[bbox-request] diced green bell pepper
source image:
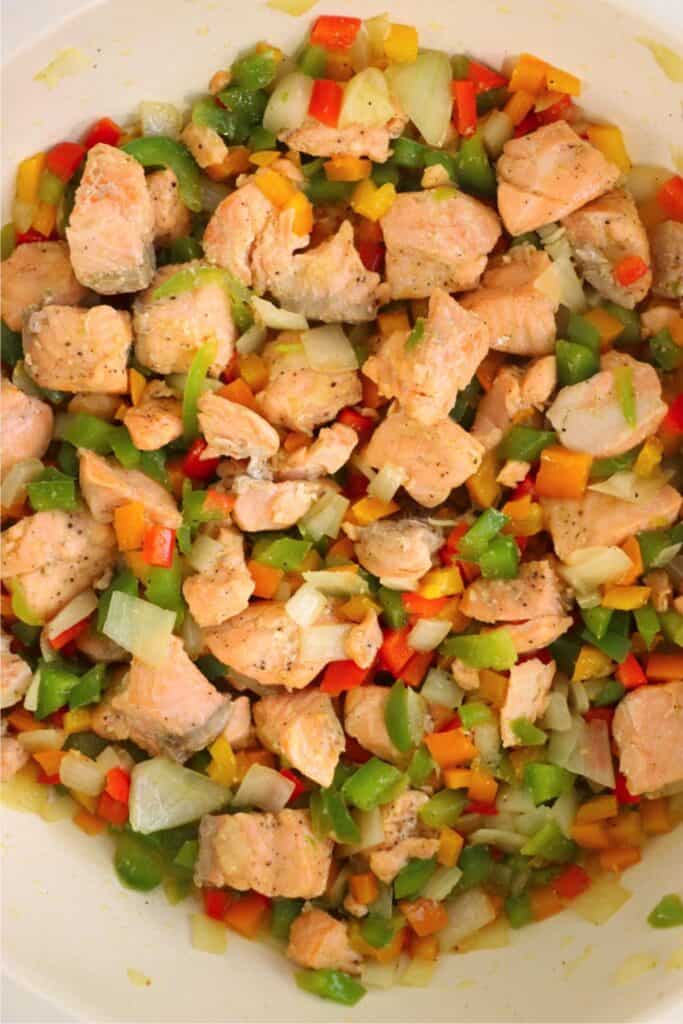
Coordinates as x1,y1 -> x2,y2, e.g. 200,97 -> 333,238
592,679 -> 625,707
342,758 -> 404,811
36,663 -> 81,719
157,235 -> 204,266
511,717 -> 547,746
64,731 -> 109,758
377,586 -> 408,629
650,328 -> 682,371
2,320 -> 23,366
449,376 -> 482,430
393,136 -> 427,168
500,426 -> 557,462
56,442 -> 79,477
633,604 -> 660,649
304,174 -> 355,204
520,820 -> 577,862
57,412 -> 115,454
217,86 -> 269,132
441,629 -> 517,671
182,339 -> 217,441
252,536 -> 313,571
459,701 -> 493,729
145,554 -> 185,621
476,86 -> 508,114
566,312 -> 601,353
310,788 -> 360,844
68,663 -> 107,709
108,426 -> 141,469
249,126 -> 278,151
140,450 -> 170,489
271,898 -> 304,940
232,49 -> 279,90
590,449 -> 639,480
27,468 -> 78,512
9,580 -> 43,626
173,839 -> 199,871
407,744 -> 436,786
114,832 -> 164,892
301,157 -> 325,180
454,134 -> 496,198
299,44 -> 328,78
97,568 -> 139,631
505,891 -> 532,928
581,606 -> 613,641
479,535 -> 519,580
451,54 -> 470,79
638,523 -> 683,570
385,680 -> 425,753
458,508 -> 508,560
371,160 -> 400,187
394,857 -> 437,899
424,148 -> 458,180
122,136 -> 202,212
580,627 -> 630,663
196,653 -> 228,682
360,914 -> 396,948
613,365 -> 637,427
660,610 -> 683,646
523,763 -> 572,805
601,301 -> 640,345
458,845 -> 494,889
295,969 -> 366,1006
153,262 -> 253,333
647,894 -> 683,929
404,317 -> 425,352
11,621 -> 41,649
418,789 -> 467,829
556,339 -> 600,386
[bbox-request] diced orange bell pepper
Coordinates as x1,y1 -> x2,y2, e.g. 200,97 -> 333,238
582,307 -> 625,349
640,798 -> 671,835
205,146 -> 251,181
504,89 -> 535,127
553,864 -> 591,901
468,770 -> 498,804
349,872 -> 379,905
73,808 -> 107,836
438,827 -> 464,867
570,822 -> 610,849
530,884 -> 564,921
617,536 -> 644,586
282,430 -> 310,454
400,650 -> 433,688
7,708 -> 41,732
33,750 -> 66,776
219,377 -> 258,411
586,124 -> 630,173
575,795 -> 618,824
284,190 -> 313,235
402,592 -> 449,617
606,810 -> 643,848
409,934 -> 439,961
249,150 -> 280,167
535,446 -> 592,499
424,729 -> 477,768
350,496 -> 399,525
509,54 -> 548,95
478,669 -> 509,709
326,536 -> 356,565
615,651 -> 648,690
128,368 -> 147,405
113,501 -> 146,552
399,898 -> 449,937
378,309 -> 411,336
614,254 -> 649,288
253,167 -> 297,207
466,449 -> 501,509
223,892 -> 271,938
599,846 -> 641,873
204,489 -> 236,517
443,769 -> 472,790
545,65 -> 581,96
247,560 -> 284,599
324,156 -> 372,182
646,653 -> 683,680
238,353 -> 269,392
475,350 -> 505,391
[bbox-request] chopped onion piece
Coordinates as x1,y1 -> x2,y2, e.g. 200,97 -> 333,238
23,670 -> 41,712
625,164 -> 672,203
356,806 -> 385,850
339,67 -> 395,128
572,874 -> 631,925
139,101 -> 182,138
368,463 -> 406,502
39,630 -> 58,664
102,592 -> 176,666
302,570 -> 368,597
236,322 -> 267,355
18,728 -> 65,753
533,262 -> 563,306
299,492 -> 350,542
45,589 -> 98,642
651,542 -> 683,569
439,888 -> 497,951
187,534 -> 224,574
1,458 -> 43,510
541,689 -> 572,731
96,745 -> 134,774
285,582 -> 327,627
550,785 -> 578,838
421,865 -> 463,902
407,617 -> 451,652
190,913 -> 227,955
299,624 -> 351,663
263,71 -> 313,136
421,668 -> 464,709
385,51 -> 453,147
482,109 -> 514,158
181,610 -> 204,660
59,751 -> 105,797
232,763 -> 294,812
470,827 -> 526,851
400,957 -> 436,988
473,720 -> 501,767
252,296 -> 308,331
514,808 -> 552,836
589,470 -> 671,504
552,254 -> 586,312
301,325 -> 358,372
129,757 -> 230,834
362,960 -> 398,990
558,546 -> 632,601
458,915 -> 510,952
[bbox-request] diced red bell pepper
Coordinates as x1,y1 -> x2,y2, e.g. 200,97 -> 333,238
356,240 -> 385,273
614,769 -> 640,806
141,525 -> 176,568
615,652 -> 648,690
223,892 -> 271,938
36,770 -> 60,785
662,394 -> 683,435
553,864 -> 591,901
203,887 -> 233,920
181,437 -> 221,480
657,174 -> 683,221
614,254 -> 649,287
46,142 -> 87,182
344,469 -> 369,500
320,659 -> 370,696
105,766 -> 131,804
536,94 -> 574,126
220,352 -> 239,384
49,709 -> 66,729
344,735 -> 373,763
310,15 -> 362,51
466,60 -> 508,93
308,79 -> 344,128
514,111 -> 540,137
402,592 -> 450,618
514,535 -> 528,555
440,522 -> 468,564
204,489 -> 236,517
15,228 -> 48,246
280,769 -> 308,802
379,627 -> 414,677
436,713 -> 462,733
511,473 -> 536,500
49,614 -> 92,651
583,706 -> 614,726
83,117 -> 122,150
401,651 -> 434,688
452,80 -> 477,136
96,791 -> 129,826
337,407 -> 375,435
464,800 -> 498,816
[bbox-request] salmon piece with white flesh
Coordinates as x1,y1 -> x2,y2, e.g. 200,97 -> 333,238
133,263 -> 236,378
547,351 -> 667,458
23,305 -> 132,394
344,685 -> 403,763
287,908 -> 361,975
380,189 -> 502,299
230,477 -> 329,532
0,724 -> 29,782
562,189 -> 652,308
122,381 -> 183,452
280,111 -> 407,163
78,450 -> 182,529
146,169 -> 192,246
0,627 -> 32,709
203,183 -> 280,286
0,379 -> 53,480
363,289 -> 490,425
195,809 -> 333,898
354,519 -> 442,590
180,122 -> 228,169
364,409 -> 484,507
222,695 -> 253,750
253,689 -> 345,787
0,241 -> 88,332
1,510 -> 115,622
345,609 -> 382,669
502,615 -> 573,655
256,341 -> 362,435
197,392 -> 280,460
541,485 -> 682,562
613,681 -> 683,796
500,658 -> 556,748
91,636 -> 229,761
471,356 -> 557,453
368,790 -> 439,884
273,423 -> 358,481
461,560 -> 566,623
496,121 -> 621,235
460,245 -> 559,356
641,305 -> 681,338
522,355 -> 557,408
66,143 -> 155,294
68,393 -> 120,420
182,526 -> 254,628
650,220 -> 683,300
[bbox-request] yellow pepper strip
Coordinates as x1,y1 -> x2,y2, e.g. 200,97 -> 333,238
633,437 -> 663,478
616,535 -> 644,586
572,645 -> 614,682
504,89 -> 535,127
125,550 -> 152,583
114,501 -> 146,552
324,156 -> 372,182
466,449 -> 500,509
436,597 -> 470,632
378,308 -> 410,336
283,190 -> 313,235
575,794 -> 618,824
640,798 -> 671,835
582,307 -> 625,349
63,708 -> 93,736
545,64 -> 581,96
350,496 -> 400,525
31,201 -> 56,238
114,402 -> 129,422
468,770 -> 498,804
570,822 -> 610,850
419,566 -> 463,599
16,152 -> 46,204
443,769 -> 472,790
249,150 -> 281,167
338,594 -> 381,623
438,827 -> 464,868
128,368 -> 147,406
383,23 -> 419,63
351,179 -> 396,221
206,145 -> 251,181
238,353 -> 269,392
253,167 -> 297,207
602,585 -> 651,611
207,735 -> 237,787
586,124 -> 631,173
606,810 -> 643,848
501,494 -> 544,536
478,669 -> 509,709
509,54 -> 548,95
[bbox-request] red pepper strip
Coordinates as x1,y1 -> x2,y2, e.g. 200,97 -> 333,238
50,614 -> 92,651
320,659 -> 370,696
308,79 -> 344,128
614,254 -> 649,287
614,770 -> 640,806
402,592 -> 450,618
280,769 -> 308,802
97,791 -> 129,826
511,473 -> 536,500
657,174 -> 683,221
514,111 -> 540,137
356,240 -> 385,273
378,627 -> 414,677
536,94 -> 573,125
181,438 -> 220,481
514,535 -> 528,555
401,651 -> 434,688
310,15 -> 362,50
105,766 -> 131,804
344,469 -> 369,501
46,142 -> 87,182
553,864 -> 591,901
440,522 -> 468,564
83,117 -> 122,149
583,706 -> 614,726
141,525 -> 176,568
466,59 -> 508,93
465,800 -> 498,816
337,407 -> 375,434
662,394 -> 683,435
221,352 -> 239,384
615,652 -> 648,690
452,80 -> 477,136
49,710 -> 66,729
36,770 -> 60,785
15,228 -> 48,246
203,888 -> 233,920
435,713 -> 462,733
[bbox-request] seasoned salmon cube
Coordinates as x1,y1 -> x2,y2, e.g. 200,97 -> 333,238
0,379 -> 53,480
197,391 -> 280,460
650,220 -> 683,300
613,681 -> 683,796
180,122 -> 228,170
23,305 -> 132,394
281,111 -> 407,163
274,423 -> 358,481
368,790 -> 439,884
345,609 -> 382,670
254,689 -> 344,787
344,685 -> 403,764
91,635 -> 229,761
501,615 -> 573,655
222,695 -> 253,751
122,381 -> 183,452
471,366 -> 525,451
182,526 -> 254,628
287,908 -> 361,975
66,143 -> 155,294
203,182 -> 278,286
231,477 -> 329,533
1,726 -> 29,782
147,168 -> 192,247
460,560 -> 566,623
0,241 -> 88,332
500,657 -> 556,747
195,809 -> 333,898
1,627 -> 32,709
78,449 -> 181,529
354,519 -> 441,591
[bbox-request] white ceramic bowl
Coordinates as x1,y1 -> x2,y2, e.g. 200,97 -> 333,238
2,1 -> 682,1020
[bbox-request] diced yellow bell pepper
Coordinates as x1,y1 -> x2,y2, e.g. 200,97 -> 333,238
419,566 -> 464,599
249,150 -> 281,167
350,496 -> 399,525
509,54 -> 547,95
378,308 -> 410,336
383,23 -> 419,63
283,190 -> 313,235
572,645 -> 613,682
466,449 -> 500,509
640,797 -> 671,835
324,156 -> 372,182
114,403 -> 129,422
633,436 -> 663,478
436,596 -> 470,632
351,179 -> 396,221
606,810 -> 643,848
63,708 -> 93,735
207,735 -> 237,787
570,822 -> 610,850
238,353 -> 269,392
256,41 -> 284,62
504,89 -> 535,127
125,550 -> 152,583
114,501 -> 146,552
478,669 -> 509,709
586,124 -> 631,173
16,152 -> 46,204
443,768 -> 472,790
545,64 -> 581,96
338,594 -> 381,623
31,201 -> 56,238
253,167 -> 297,207
128,368 -> 147,406
575,794 -> 618,824
501,494 -> 544,536
468,770 -> 498,804
206,145 -> 251,181
438,827 -> 464,867
582,307 -> 625,348
668,315 -> 683,348
601,585 -> 651,611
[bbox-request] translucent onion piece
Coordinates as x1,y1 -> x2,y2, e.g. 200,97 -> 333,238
262,71 -> 313,136
1,458 -> 44,510
232,763 -> 294,812
252,296 -> 308,330
129,757 -> 230,834
407,617 -> 451,652
285,582 -> 327,627
139,101 -> 182,138
301,325 -> 358,372
302,570 -> 368,597
368,463 -> 406,502
299,624 -> 351,663
45,589 -> 98,642
59,751 -> 105,797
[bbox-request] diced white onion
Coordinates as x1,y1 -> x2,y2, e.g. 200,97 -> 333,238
482,110 -> 513,158
252,296 -> 308,331
1,458 -> 44,510
651,542 -> 683,569
356,806 -> 385,850
421,865 -> 463,902
541,689 -> 572,731
368,463 -> 406,502
439,888 -> 497,951
514,808 -> 552,836
236,322 -> 267,356
187,534 -> 224,574
552,254 -> 586,312
624,164 -> 671,203
558,546 -> 632,601
421,667 -> 464,709
181,610 -> 205,660
232,763 -> 294,812
385,51 -> 453,147
302,570 -> 368,597
190,913 -> 228,955
533,262 -> 563,305
129,757 -> 230,834
365,13 -> 391,60
548,714 -> 615,788
571,680 -> 590,714
200,178 -> 230,213
18,729 -> 65,753
299,492 -> 350,541
263,71 -> 313,135
362,960 -> 398,990
399,957 -> 436,988
45,589 -> 98,642
96,745 -> 132,774
571,874 -> 631,925
301,325 -> 358,373
39,631 -> 58,664
339,67 -> 395,128
550,785 -> 578,838
299,624 -> 351,664
473,720 -> 502,767
285,582 -> 327,627
470,827 -> 526,851
23,670 -> 41,712
59,751 -> 105,797
407,617 -> 451,652
139,101 -> 182,138
589,470 -> 671,504
102,592 -> 176,666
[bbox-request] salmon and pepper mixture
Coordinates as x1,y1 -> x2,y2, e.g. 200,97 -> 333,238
2,12 -> 683,1005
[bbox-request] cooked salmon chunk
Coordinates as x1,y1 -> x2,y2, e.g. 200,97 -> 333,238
273,423 -> 358,481
496,121 -> 621,236
197,392 -> 280,460
344,685 -> 403,763
254,689 -> 345,786
122,381 -> 183,451
180,122 -> 228,169
613,681 -> 683,795
1,727 -> 29,782
345,609 -> 382,669
368,790 -> 439,884
91,636 -> 229,761
287,908 -> 361,975
363,289 -> 490,425
354,520 -> 441,590
203,183 -> 281,286
231,477 -> 328,532
0,241 -> 88,331
547,352 -> 667,457
78,450 -> 182,529
500,658 -> 556,747
502,615 -> 573,655
23,305 -> 132,394
380,190 -> 501,299
1,628 -> 32,709
562,189 -> 652,308
147,169 -> 192,246
364,410 -> 484,507
471,366 -> 525,451
280,112 -> 407,163
66,143 -> 155,293
1,510 -> 115,622
460,560 -> 566,622
460,245 -> 559,356
195,809 -> 333,898
183,526 -> 254,628
222,695 -> 253,750
650,220 -> 683,300
133,262 -> 236,377
541,486 -> 682,561
0,379 -> 53,479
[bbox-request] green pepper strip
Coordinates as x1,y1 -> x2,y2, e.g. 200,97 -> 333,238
479,535 -> 519,580
523,762 -> 572,805
500,426 -> 557,462
511,716 -> 547,746
385,680 -> 424,754
36,663 -> 81,719
505,891 -> 533,928
602,301 -> 640,345
68,664 -> 107,710
252,536 -> 313,571
152,264 -> 253,333
633,603 -> 660,649
613,365 -> 637,428
458,508 -> 508,560
27,468 -> 77,512
295,969 -> 366,1006
394,857 -> 437,899
459,701 -> 493,729
441,629 -> 517,670
342,758 -> 404,811
555,339 -> 600,386
520,820 -> 577,862
182,339 -> 217,441
650,328 -> 683,371
407,744 -> 436,786
271,898 -> 304,940
458,844 -> 494,888
377,586 -> 407,629
648,894 -> 683,929
122,136 -> 202,212
418,789 -> 467,829
454,134 -> 496,198
404,317 -> 425,352
581,606 -> 613,641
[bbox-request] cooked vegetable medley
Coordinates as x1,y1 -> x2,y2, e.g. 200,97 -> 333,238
2,12 -> 683,1004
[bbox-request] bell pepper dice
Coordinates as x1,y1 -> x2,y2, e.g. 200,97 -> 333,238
45,142 -> 86,182
467,60 -> 508,92
141,525 -> 176,568
308,79 -> 343,128
378,628 -> 414,677
310,15 -> 362,51
83,117 -> 122,149
320,660 -> 370,696
452,80 -> 477,136
181,438 -> 220,481
614,254 -> 649,287
657,175 -> 683,221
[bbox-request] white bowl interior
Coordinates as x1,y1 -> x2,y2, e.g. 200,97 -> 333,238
2,0 -> 683,1020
